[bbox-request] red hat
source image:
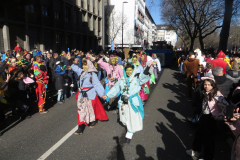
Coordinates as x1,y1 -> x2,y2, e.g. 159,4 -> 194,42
217,50 -> 226,58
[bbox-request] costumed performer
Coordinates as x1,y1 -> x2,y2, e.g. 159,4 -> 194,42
152,54 -> 161,80
102,62 -> 153,143
71,58 -> 108,135
97,54 -> 123,111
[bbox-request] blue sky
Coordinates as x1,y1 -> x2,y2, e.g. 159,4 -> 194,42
145,0 -> 163,25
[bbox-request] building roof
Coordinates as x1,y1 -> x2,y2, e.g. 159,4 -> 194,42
156,25 -> 177,31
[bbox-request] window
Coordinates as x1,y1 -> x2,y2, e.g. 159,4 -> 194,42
74,10 -> 78,24
55,12 -> 60,19
26,4 -> 35,12
161,27 -> 166,29
56,34 -> 60,43
42,6 -> 48,16
65,7 -> 70,22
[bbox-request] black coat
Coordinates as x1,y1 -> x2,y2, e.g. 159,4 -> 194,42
215,74 -> 234,102
55,74 -> 64,90
18,63 -> 32,77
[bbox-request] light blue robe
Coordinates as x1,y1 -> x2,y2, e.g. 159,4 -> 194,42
106,68 -> 151,133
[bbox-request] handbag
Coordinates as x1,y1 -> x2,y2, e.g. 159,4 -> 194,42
143,85 -> 150,94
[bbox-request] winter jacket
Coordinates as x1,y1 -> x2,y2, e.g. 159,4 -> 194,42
211,58 -> 230,74
226,70 -> 240,83
214,74 -> 234,101
183,58 -> 200,78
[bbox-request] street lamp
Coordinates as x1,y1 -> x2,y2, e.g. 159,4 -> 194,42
122,1 -> 128,52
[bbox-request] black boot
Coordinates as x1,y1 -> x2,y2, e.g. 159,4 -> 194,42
89,120 -> 98,128
125,138 -> 131,144
74,124 -> 85,135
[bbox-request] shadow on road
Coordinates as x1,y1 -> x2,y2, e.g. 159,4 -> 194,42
0,91 -> 59,136
158,67 -> 231,160
107,135 -> 126,160
136,144 -> 154,160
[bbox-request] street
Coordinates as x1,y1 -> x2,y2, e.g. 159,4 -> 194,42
0,67 -> 232,160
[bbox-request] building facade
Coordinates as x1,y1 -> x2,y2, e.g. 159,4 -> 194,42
156,25 -> 177,47
105,0 -> 156,50
0,0 -> 104,53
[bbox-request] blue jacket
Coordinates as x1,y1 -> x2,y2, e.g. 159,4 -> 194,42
1,53 -> 6,62
71,64 -> 104,100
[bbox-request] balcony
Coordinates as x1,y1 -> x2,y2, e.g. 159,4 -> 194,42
137,14 -> 144,24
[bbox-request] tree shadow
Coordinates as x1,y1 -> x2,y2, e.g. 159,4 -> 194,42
155,122 -> 193,160
135,144 -> 154,160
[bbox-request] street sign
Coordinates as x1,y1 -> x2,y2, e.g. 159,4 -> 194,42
111,41 -> 115,51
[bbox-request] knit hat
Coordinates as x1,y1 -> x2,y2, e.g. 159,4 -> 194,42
18,58 -> 29,66
217,50 -> 226,58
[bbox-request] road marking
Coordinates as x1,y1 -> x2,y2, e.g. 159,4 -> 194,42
37,125 -> 78,160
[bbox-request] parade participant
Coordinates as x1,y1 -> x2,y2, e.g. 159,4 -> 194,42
102,62 -> 153,143
33,56 -> 48,114
139,54 -> 152,102
211,50 -> 230,74
131,55 -> 143,74
152,54 -> 161,80
9,58 -> 18,74
35,65 -> 48,114
71,59 -> 108,135
97,54 -> 123,111
143,52 -> 156,85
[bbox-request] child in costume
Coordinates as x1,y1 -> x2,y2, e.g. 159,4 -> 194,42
97,54 -> 123,111
71,59 -> 108,135
33,56 -> 48,114
102,62 -> 153,143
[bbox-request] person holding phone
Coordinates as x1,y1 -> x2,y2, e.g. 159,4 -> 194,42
97,54 -> 123,112
186,76 -> 229,160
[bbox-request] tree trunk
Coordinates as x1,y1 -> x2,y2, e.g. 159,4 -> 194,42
190,37 -> 195,51
218,0 -> 234,53
199,35 -> 204,52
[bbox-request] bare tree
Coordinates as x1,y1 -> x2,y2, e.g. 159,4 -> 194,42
105,5 -> 128,42
182,0 -> 224,51
218,0 -> 240,53
160,0 -> 198,51
228,20 -> 240,51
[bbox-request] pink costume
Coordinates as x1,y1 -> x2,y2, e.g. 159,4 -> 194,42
97,58 -> 123,86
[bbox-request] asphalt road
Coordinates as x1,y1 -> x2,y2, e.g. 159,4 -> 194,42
0,67 -> 232,160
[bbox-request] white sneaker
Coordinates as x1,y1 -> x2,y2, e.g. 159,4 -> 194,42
186,149 -> 200,157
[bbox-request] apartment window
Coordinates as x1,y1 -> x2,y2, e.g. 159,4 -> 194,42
55,12 -> 60,19
65,7 -> 70,22
42,6 -> 49,16
56,34 -> 60,43
26,4 -> 35,12
74,10 -> 78,24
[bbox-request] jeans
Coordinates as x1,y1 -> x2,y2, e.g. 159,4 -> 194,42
103,70 -> 107,79
98,71 -> 101,80
180,62 -> 183,72
57,90 -> 63,101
